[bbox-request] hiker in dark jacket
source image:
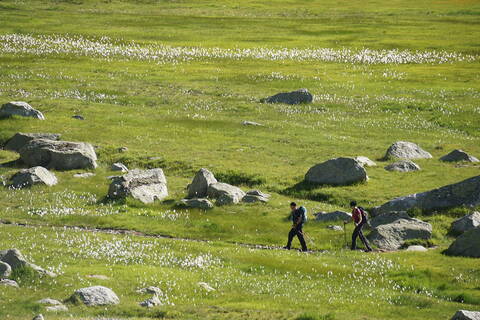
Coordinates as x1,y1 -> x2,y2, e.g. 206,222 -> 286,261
345,201 -> 372,252
284,202 -> 308,252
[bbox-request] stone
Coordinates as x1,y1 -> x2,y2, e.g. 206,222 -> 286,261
354,156 -> 377,167
207,182 -> 246,205
367,218 -> 432,250
451,212 -> 480,235
261,88 -> 313,105
4,133 -> 61,152
0,248 -> 55,277
108,168 -> 168,204
46,305 -> 68,312
406,245 -> 428,252
69,286 -> 120,306
85,274 -> 109,280
118,147 -> 128,153
111,163 -> 128,172
451,310 -> 480,320
187,168 -> 217,198
384,160 -> 421,172
10,167 -> 58,188
242,190 -> 271,203
197,282 -> 215,292
73,173 -> 95,178
242,120 -> 263,126
72,115 -> 85,120
179,198 -> 214,210
0,101 -> 45,120
305,157 -> 368,186
369,211 -> 411,228
0,261 -> 12,278
37,298 -> 63,305
441,150 -> 479,163
137,286 -> 163,295
32,315 -> 44,320
373,175 -> 480,216
315,211 -> 352,222
327,225 -> 343,231
384,141 -> 432,160
0,279 -> 19,288
139,295 -> 162,308
19,139 -> 97,170
445,228 -> 480,258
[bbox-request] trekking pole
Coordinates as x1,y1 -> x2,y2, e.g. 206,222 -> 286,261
343,221 -> 348,248
303,231 -> 315,245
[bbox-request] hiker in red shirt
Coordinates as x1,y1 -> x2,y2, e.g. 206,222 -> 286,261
345,201 -> 372,252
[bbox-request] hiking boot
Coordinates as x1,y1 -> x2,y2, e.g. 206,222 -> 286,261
283,246 -> 290,250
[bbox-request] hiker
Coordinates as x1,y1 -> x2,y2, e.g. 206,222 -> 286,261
284,202 -> 308,252
344,201 -> 372,252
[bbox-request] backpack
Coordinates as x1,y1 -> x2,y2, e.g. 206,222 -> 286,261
358,206 -> 369,222
299,206 -> 308,223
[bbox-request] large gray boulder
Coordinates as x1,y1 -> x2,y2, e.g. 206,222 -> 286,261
367,218 -> 432,250
441,150 -> 479,163
315,211 -> 352,222
305,157 -> 368,186
4,133 -> 61,152
108,168 -> 168,204
0,261 -> 11,278
384,141 -> 432,159
384,160 -> 421,172
445,228 -> 480,258
451,212 -> 480,235
0,249 -> 54,277
10,166 -> 58,188
373,175 -> 480,216
179,198 -> 214,210
0,101 -> 45,120
451,310 -> 480,320
261,89 -> 313,105
369,211 -> 411,229
19,139 -> 97,170
242,190 -> 271,203
207,182 -> 245,205
69,286 -> 119,306
187,168 -> 217,198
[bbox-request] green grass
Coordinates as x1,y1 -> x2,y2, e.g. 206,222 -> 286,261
0,0 -> 479,319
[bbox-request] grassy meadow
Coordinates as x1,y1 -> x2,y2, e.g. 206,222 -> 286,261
0,0 -> 479,319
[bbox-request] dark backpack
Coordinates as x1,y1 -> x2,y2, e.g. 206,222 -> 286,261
299,206 -> 308,223
358,206 -> 369,222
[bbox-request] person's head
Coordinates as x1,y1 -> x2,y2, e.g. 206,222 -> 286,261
290,202 -> 297,210
350,200 -> 357,208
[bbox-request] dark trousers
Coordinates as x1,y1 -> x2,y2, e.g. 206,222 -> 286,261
351,222 -> 372,251
286,226 -> 308,251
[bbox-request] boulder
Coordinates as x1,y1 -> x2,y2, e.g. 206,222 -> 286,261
315,211 -> 352,222
406,245 -> 428,252
4,133 -> 61,152
384,141 -> 432,159
179,198 -> 214,210
384,160 -> 421,172
445,228 -> 480,258
451,212 -> 480,234
441,150 -> 479,163
187,168 -> 217,198
261,88 -> 313,105
0,279 -> 19,288
108,168 -> 168,204
0,261 -> 11,278
139,295 -> 162,308
69,286 -> 119,306
0,248 -> 55,277
369,211 -> 411,229
242,190 -> 271,203
0,101 -> 45,120
242,120 -> 263,126
111,163 -> 128,172
19,139 -> 97,170
354,156 -> 377,167
207,182 -> 245,205
373,175 -> 480,216
10,167 -> 58,188
305,157 -> 367,186
451,310 -> 480,320
367,218 -> 432,250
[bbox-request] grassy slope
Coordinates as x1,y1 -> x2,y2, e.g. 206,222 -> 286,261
0,0 -> 479,319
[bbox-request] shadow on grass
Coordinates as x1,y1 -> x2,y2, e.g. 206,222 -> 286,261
280,180 -> 332,202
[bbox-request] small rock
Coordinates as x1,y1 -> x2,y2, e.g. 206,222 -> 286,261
441,149 -> 479,163
37,298 -> 62,305
451,310 -> 480,320
0,279 -> 19,288
384,141 -> 432,160
72,115 -> 85,120
111,163 -> 128,172
137,286 -> 163,295
179,198 -> 214,210
354,156 -> 377,167
197,282 -> 215,292
327,225 -> 343,231
242,120 -> 263,126
384,160 -> 421,172
73,173 -> 95,178
46,305 -> 68,312
69,286 -> 120,306
315,211 -> 352,222
139,295 -> 162,308
0,261 -> 12,278
261,89 -> 313,105
0,101 -> 45,120
10,167 -> 58,188
118,147 -> 128,153
85,274 -> 109,280
32,315 -> 44,320
242,190 -> 270,203
451,212 -> 480,235
406,245 -> 428,252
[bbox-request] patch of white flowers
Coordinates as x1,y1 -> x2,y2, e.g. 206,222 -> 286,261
0,33 -> 476,65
